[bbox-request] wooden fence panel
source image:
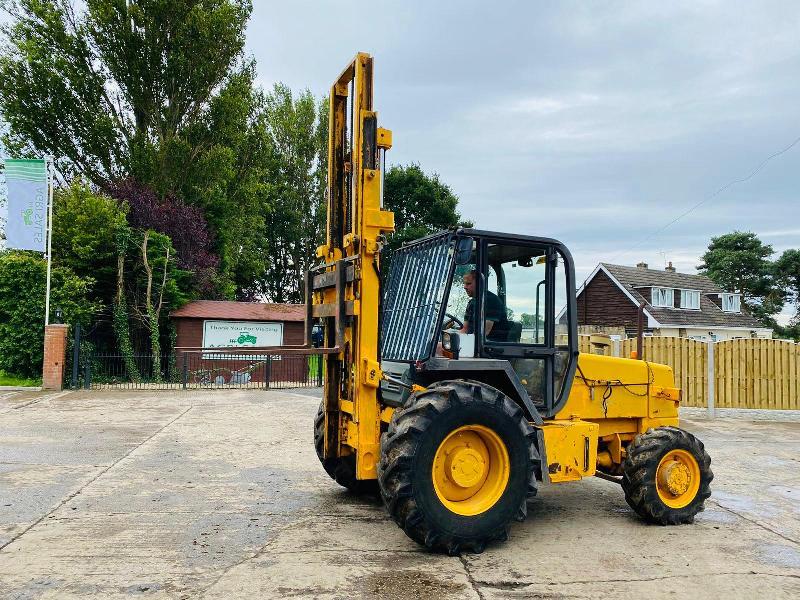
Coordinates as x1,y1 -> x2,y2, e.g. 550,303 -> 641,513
792,342 -> 799,410
713,338 -> 799,410
652,337 -> 707,408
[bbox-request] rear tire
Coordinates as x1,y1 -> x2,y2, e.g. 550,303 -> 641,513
622,426 -> 712,524
378,380 -> 538,554
314,403 -> 378,495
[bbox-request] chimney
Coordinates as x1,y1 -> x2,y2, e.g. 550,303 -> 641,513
665,261 -> 676,273
636,261 -> 648,269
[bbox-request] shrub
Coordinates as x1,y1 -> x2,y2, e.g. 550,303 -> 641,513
0,251 -> 99,377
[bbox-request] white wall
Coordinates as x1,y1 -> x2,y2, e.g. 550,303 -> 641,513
654,327 -> 773,341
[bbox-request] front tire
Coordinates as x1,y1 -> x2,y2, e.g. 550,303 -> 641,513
378,380 -> 538,554
622,426 -> 713,524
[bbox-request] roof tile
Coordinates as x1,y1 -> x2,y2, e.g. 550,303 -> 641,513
170,300 -> 305,322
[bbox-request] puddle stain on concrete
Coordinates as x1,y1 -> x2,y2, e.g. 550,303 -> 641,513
712,490 -> 780,519
756,543 -> 800,569
695,507 -> 739,524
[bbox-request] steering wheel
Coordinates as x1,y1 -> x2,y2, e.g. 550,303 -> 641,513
442,312 -> 464,330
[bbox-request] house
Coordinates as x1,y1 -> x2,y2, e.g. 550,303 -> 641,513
572,261 -> 773,341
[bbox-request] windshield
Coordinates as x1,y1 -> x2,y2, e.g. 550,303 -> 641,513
381,233 -> 455,361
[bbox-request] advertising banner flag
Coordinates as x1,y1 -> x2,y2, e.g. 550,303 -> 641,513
4,159 -> 48,252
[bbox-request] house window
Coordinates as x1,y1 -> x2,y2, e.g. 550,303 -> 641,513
651,287 -> 674,307
680,289 -> 700,310
722,293 -> 741,313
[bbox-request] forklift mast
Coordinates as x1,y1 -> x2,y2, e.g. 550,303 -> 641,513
309,53 -> 395,480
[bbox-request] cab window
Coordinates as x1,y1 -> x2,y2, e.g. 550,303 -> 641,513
483,244 -> 547,345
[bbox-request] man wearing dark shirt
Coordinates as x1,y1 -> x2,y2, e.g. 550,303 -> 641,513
461,270 -> 506,340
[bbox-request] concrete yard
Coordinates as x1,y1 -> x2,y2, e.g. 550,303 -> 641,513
1,388 -> 798,599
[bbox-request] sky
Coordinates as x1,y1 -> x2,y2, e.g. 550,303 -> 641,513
246,0 -> 800,322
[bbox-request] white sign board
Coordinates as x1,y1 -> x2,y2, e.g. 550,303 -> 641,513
202,320 -> 283,350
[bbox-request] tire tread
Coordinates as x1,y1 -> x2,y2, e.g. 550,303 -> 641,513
621,427 -> 713,525
378,380 -> 538,554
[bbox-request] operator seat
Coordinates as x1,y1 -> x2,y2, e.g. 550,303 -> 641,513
486,319 -> 522,343
506,321 -> 522,343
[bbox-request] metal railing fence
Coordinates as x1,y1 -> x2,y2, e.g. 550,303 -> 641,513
70,348 -> 324,391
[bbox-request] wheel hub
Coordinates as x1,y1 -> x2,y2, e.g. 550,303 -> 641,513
659,461 -> 691,496
446,447 -> 486,488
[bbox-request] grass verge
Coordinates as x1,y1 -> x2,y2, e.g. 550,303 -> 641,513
0,370 -> 42,387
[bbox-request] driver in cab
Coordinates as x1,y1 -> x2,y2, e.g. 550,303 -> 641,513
460,269 -> 506,341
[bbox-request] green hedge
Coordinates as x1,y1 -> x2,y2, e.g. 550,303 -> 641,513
0,251 -> 99,378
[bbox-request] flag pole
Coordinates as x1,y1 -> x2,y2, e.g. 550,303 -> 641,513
44,156 -> 54,326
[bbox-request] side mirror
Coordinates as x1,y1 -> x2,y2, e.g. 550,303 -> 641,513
454,237 -> 473,265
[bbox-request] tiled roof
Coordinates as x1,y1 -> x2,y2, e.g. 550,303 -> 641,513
170,300 -> 305,322
600,263 -> 766,329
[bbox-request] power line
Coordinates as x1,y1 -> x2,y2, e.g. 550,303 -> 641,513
609,133 -> 800,264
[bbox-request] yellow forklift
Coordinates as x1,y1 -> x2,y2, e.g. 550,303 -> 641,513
306,53 -> 712,554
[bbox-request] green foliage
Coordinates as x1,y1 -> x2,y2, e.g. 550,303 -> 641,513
698,231 -> 783,323
112,299 -> 139,381
141,63 -> 271,295
383,163 -> 472,256
0,2 -> 475,350
110,218 -> 140,377
0,0 -> 252,183
0,251 -> 99,377
132,230 -> 189,316
773,323 -> 800,342
0,0 -> 262,295
131,229 -> 188,376
51,181 -> 128,306
243,86 -> 327,302
774,249 -> 800,325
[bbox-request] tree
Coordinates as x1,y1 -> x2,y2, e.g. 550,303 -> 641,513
124,229 -> 188,377
244,86 -> 327,303
0,251 -> 99,377
383,163 -> 472,257
698,231 -> 783,323
0,152 -> 7,245
51,181 -> 128,306
113,223 -> 139,380
775,249 -> 800,324
0,0 -> 252,185
0,0 -> 264,294
136,230 -> 176,379
108,179 -> 219,296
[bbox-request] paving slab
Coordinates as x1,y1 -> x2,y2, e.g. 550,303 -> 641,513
0,388 -> 798,599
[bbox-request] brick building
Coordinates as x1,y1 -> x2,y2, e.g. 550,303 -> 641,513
170,301 -> 307,384
170,300 -> 305,349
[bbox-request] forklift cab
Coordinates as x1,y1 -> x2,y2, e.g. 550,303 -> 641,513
380,229 -> 578,420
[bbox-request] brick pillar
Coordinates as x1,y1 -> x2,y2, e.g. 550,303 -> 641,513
42,324 -> 69,391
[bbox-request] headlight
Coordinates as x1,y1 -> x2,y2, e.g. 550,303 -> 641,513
442,332 -> 452,351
